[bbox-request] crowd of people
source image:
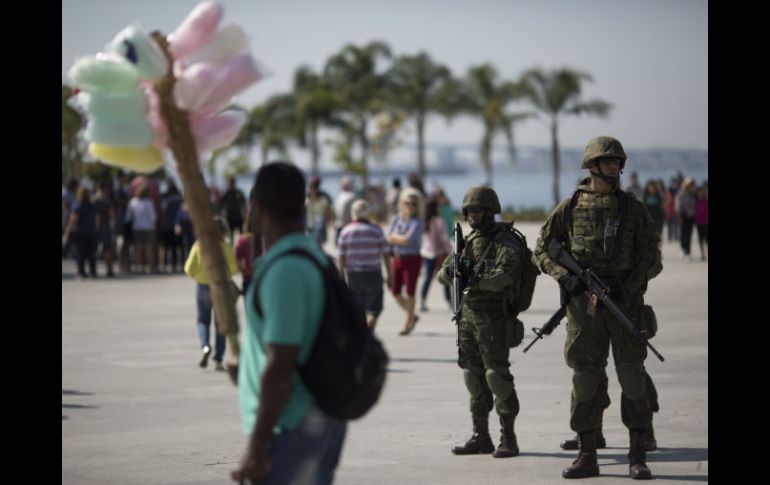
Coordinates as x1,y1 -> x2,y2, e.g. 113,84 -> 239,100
623,171 -> 709,261
62,174 -> 249,279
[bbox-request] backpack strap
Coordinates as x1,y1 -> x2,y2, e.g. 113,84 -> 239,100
253,248 -> 328,318
562,190 -> 582,245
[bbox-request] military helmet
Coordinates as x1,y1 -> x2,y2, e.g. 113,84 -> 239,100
581,136 -> 627,169
462,185 -> 501,215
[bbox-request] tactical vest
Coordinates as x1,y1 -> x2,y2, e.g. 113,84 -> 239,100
563,188 -> 636,275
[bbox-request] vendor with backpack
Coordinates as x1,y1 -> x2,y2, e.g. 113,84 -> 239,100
437,185 -> 538,460
231,162 -> 349,485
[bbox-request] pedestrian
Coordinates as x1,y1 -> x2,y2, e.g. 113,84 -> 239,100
337,199 -> 393,330
183,216 -> 239,371
232,162 -> 347,485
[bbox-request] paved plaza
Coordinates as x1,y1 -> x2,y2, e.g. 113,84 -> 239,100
62,221 -> 707,484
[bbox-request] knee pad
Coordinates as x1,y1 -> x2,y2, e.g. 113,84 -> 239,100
616,363 -> 646,401
463,369 -> 486,396
484,369 -> 513,401
572,367 -> 604,403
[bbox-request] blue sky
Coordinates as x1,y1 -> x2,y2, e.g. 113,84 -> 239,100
62,0 -> 707,151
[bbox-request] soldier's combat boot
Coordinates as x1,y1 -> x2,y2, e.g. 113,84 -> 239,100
646,424 -> 657,451
560,428 -> 607,450
628,429 -> 653,479
493,415 -> 519,458
562,431 -> 600,479
452,416 -> 495,455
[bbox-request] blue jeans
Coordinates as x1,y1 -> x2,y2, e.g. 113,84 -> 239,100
195,284 -> 226,362
420,257 -> 438,301
256,405 -> 347,485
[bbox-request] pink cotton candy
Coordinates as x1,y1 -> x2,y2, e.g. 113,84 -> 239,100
168,1 -> 223,60
186,24 -> 248,66
173,62 -> 224,111
195,54 -> 264,115
191,110 -> 246,154
141,82 -> 169,149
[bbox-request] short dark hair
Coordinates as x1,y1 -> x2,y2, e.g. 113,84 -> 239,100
252,161 -> 306,220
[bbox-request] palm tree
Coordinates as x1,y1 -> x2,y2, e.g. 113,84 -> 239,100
239,94 -> 297,166
454,64 -> 534,185
520,67 -> 612,207
385,52 -> 453,180
324,41 -> 392,189
293,66 -> 343,177
369,110 -> 409,185
62,84 -> 84,180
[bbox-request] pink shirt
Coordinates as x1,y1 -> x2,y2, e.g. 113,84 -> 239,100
695,198 -> 708,225
420,217 -> 452,259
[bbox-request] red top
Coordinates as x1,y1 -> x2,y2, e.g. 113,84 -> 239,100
235,234 -> 255,279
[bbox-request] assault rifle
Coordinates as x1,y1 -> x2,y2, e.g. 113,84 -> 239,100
523,303 -> 567,353
450,222 -> 495,346
451,223 -> 465,346
547,239 -> 665,362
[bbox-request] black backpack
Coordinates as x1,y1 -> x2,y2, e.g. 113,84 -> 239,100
508,225 -> 540,314
254,248 -> 389,420
488,223 -> 540,314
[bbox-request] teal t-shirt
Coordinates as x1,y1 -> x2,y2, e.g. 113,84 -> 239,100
238,232 -> 327,434
440,203 -> 455,238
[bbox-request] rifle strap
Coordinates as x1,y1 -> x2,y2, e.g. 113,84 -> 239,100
464,230 -> 498,275
610,191 -> 630,259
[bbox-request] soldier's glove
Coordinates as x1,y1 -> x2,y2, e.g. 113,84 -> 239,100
445,265 -> 455,278
609,285 -> 628,303
560,274 -> 588,297
461,259 -> 475,280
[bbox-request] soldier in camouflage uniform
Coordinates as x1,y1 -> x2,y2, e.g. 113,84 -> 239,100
437,186 -> 524,459
533,136 -> 662,480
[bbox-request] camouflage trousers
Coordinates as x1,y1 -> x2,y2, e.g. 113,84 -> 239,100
565,294 -> 652,432
593,369 -> 660,418
457,303 -> 519,418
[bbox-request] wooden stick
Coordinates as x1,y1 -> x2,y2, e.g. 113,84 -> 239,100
150,31 -> 240,358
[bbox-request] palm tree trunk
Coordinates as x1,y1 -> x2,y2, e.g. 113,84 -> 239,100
359,120 -> 370,190
151,32 -> 240,358
481,130 -> 493,185
310,122 -> 320,177
416,113 -> 426,180
550,118 -> 560,208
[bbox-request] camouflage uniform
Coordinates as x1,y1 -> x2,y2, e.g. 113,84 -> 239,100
533,136 -> 662,479
437,186 -> 524,458
560,369 -> 660,451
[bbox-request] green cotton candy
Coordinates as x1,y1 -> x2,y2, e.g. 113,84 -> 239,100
68,56 -> 140,92
77,91 -> 148,120
85,118 -> 153,147
108,26 -> 168,80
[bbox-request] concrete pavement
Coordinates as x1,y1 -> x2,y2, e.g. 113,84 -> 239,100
62,222 -> 707,484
